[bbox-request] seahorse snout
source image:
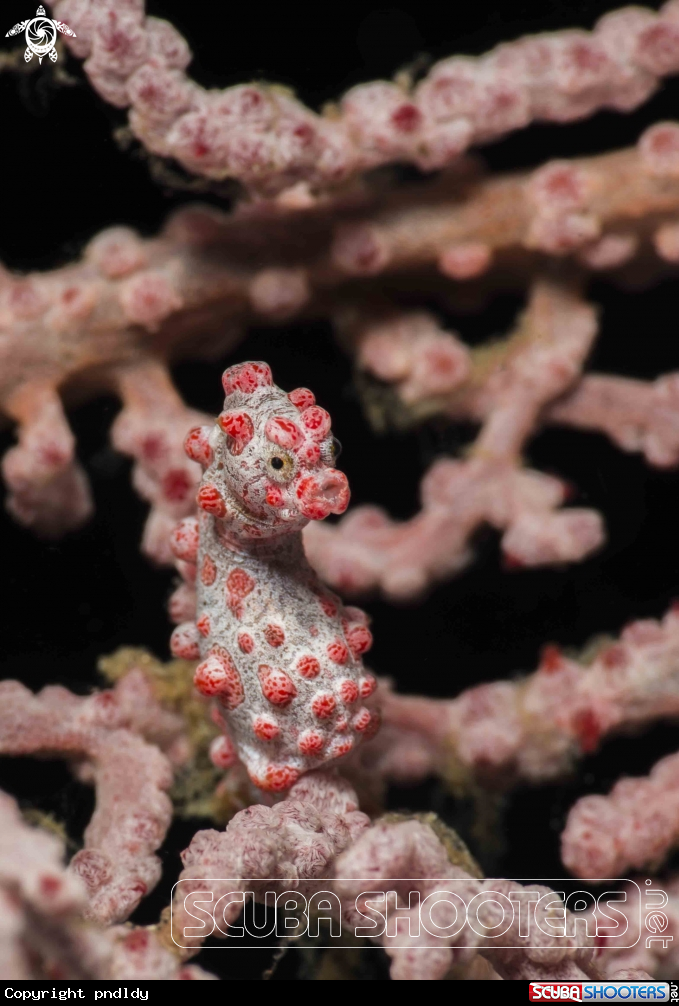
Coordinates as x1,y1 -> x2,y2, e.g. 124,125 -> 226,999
296,469 -> 350,520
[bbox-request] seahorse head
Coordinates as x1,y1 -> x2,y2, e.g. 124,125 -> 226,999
185,362 -> 350,537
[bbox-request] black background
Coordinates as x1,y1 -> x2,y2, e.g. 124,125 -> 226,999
1,0 -> 679,979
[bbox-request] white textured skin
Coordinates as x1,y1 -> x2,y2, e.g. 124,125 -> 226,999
171,363 -> 378,793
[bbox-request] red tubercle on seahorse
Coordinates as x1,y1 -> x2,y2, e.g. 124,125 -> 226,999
196,484 -> 226,517
288,388 -> 315,411
201,554 -> 217,585
218,411 -> 254,454
258,665 -> 297,707
184,426 -> 213,467
225,568 -> 256,618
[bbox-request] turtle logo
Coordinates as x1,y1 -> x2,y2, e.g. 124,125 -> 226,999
5,5 -> 76,64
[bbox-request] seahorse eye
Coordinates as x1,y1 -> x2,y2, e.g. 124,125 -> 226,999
331,437 -> 342,460
267,449 -> 295,483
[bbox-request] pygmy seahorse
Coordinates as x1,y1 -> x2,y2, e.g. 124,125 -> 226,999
169,362 -> 379,792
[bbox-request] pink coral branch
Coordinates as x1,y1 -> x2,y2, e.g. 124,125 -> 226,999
306,280 -> 605,598
328,128 -> 679,273
171,771 -> 370,954
547,372 -> 679,468
0,789 -> 107,979
562,751 -> 679,879
1,380 -> 93,536
111,359 -> 210,564
311,296 -> 679,599
173,780 -> 607,981
351,310 -> 472,405
351,605 -> 679,788
334,816 -> 603,981
0,671 -> 186,924
49,1 -> 679,198
0,788 -> 214,980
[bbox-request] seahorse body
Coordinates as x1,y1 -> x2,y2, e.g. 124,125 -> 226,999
169,362 -> 379,792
